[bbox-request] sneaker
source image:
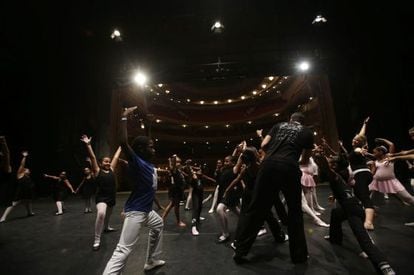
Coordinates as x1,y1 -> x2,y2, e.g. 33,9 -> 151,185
216,234 -> 230,244
92,241 -> 100,251
379,263 -> 396,275
103,227 -> 117,233
257,228 -> 267,237
274,231 -> 289,243
315,219 -> 330,227
177,221 -> 186,227
404,221 -> 414,226
55,212 -> 63,216
144,259 -> 165,271
208,209 -> 214,214
191,226 -> 199,236
200,216 -> 206,221
316,205 -> 325,211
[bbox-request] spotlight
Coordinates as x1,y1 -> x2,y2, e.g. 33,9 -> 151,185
155,119 -> 161,123
133,72 -> 148,86
261,84 -> 267,89
165,90 -> 170,94
140,122 -> 145,129
252,91 -> 257,95
247,121 -> 252,124
297,61 -> 310,72
225,124 -> 230,128
312,14 -> 327,25
186,99 -> 191,102
211,21 -> 224,33
268,76 -> 274,81
182,124 -> 187,128
241,96 -> 246,100
110,29 -> 122,40
214,101 -> 218,104
227,99 -> 232,103
200,101 -> 205,104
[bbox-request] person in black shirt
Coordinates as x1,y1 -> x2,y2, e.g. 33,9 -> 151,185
313,147 -> 396,275
161,154 -> 186,227
233,112 -> 314,264
75,167 -> 96,213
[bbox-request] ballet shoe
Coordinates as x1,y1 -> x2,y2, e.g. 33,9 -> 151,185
208,209 -> 215,214
92,241 -> 100,251
314,219 -> 330,228
177,221 -> 186,227
191,226 -> 199,236
216,234 -> 230,244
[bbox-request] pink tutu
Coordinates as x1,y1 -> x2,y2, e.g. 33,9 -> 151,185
301,173 -> 316,187
369,178 -> 405,194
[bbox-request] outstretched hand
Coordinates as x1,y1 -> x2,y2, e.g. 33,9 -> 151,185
256,129 -> 263,137
80,135 -> 92,144
122,106 -> 138,117
364,117 -> 370,124
22,151 -> 29,157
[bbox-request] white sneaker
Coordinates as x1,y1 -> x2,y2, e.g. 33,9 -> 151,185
315,219 -> 330,228
257,228 -> 267,236
144,260 -> 165,271
192,226 -> 199,236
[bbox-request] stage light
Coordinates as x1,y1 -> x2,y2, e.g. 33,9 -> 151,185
214,101 -> 218,104
227,99 -> 232,103
110,29 -> 121,40
226,140 -> 230,144
298,61 -> 310,72
206,141 -> 210,145
211,21 -> 224,33
155,119 -> 161,123
312,14 -> 327,25
274,113 -> 280,116
186,99 -> 191,102
261,84 -> 267,89
182,124 -> 187,128
205,125 -> 209,129
268,76 -> 274,81
140,122 -> 145,129
247,121 -> 252,124
241,96 -> 246,100
252,91 -> 257,95
200,100 -> 205,104
165,90 -> 170,94
133,72 -> 147,86
225,124 -> 230,128
157,83 -> 163,87
313,131 -> 318,136
183,141 -> 187,144
309,96 -> 313,100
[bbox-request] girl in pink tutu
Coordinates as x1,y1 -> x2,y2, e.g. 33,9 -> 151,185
369,138 -> 414,205
300,158 -> 321,215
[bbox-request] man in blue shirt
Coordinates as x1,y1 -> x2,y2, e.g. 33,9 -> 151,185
103,106 -> 165,274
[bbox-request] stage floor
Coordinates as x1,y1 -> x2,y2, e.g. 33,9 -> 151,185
0,186 -> 413,275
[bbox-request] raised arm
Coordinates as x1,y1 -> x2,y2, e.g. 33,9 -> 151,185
0,136 -> 12,173
80,135 -> 99,176
375,138 -> 395,154
17,151 -> 28,179
233,153 -> 244,174
256,129 -> 264,142
110,146 -> 122,171
357,117 -> 370,137
119,106 -> 138,161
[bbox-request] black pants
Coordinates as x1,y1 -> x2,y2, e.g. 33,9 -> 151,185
353,171 -> 374,209
191,186 -> 203,227
274,191 -> 288,225
235,189 -> 283,241
235,160 -> 307,263
329,199 -> 387,269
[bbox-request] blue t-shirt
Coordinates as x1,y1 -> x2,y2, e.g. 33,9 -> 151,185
124,153 -> 157,213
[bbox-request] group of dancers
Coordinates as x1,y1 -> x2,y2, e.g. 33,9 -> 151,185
1,111 -> 413,275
